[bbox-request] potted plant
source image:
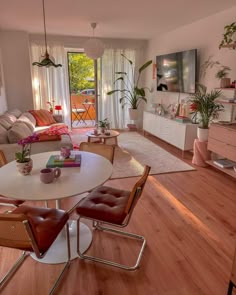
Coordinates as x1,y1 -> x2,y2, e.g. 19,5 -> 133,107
215,66 -> 231,88
190,84 -> 224,142
107,54 -> 152,121
219,22 -> 236,49
15,133 -> 39,175
98,118 -> 109,133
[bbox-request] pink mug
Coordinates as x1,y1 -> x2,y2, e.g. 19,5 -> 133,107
60,146 -> 71,158
40,168 -> 61,184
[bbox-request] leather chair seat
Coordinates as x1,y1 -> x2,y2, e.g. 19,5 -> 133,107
0,196 -> 24,206
76,186 -> 131,224
12,205 -> 69,252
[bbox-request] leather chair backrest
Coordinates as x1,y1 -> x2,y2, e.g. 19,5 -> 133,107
80,142 -> 115,164
125,165 -> 151,214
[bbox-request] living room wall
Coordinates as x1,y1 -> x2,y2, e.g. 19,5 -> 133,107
144,6 -> 236,112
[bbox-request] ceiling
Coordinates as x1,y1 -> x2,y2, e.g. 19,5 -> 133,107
0,0 -> 235,39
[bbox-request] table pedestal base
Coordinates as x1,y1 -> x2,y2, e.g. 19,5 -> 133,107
31,221 -> 92,264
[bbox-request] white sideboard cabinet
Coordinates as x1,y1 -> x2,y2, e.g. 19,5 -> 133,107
143,111 -> 198,151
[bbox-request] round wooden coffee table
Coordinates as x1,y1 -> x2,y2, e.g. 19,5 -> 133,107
86,130 -> 120,146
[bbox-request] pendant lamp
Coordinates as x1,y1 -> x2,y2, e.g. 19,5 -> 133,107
32,0 -> 62,67
84,23 -> 104,60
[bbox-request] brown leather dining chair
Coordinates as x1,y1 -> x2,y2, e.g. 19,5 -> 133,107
79,142 -> 115,164
0,150 -> 25,209
227,246 -> 236,295
0,205 -> 71,294
75,165 -> 151,270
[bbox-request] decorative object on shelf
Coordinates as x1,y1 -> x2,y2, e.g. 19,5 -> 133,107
215,66 -> 231,88
189,84 -> 224,141
107,54 -> 152,121
219,22 -> 236,49
55,105 -> 62,114
47,100 -> 55,113
32,0 -> 62,67
15,133 -> 39,175
151,103 -> 159,113
84,23 -> 104,60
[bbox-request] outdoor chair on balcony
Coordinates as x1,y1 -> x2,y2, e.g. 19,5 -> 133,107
72,103 -> 86,126
0,150 -> 25,210
75,165 -> 151,270
79,142 -> 115,164
0,205 -> 70,294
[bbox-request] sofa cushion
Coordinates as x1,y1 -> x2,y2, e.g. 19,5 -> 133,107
0,124 -> 8,144
0,114 -> 17,130
17,114 -> 35,132
22,112 -> 36,127
8,109 -> 22,118
7,122 -> 33,143
29,110 -> 56,127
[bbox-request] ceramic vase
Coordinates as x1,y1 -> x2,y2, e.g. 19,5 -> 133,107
129,108 -> 139,120
16,158 -> 33,175
197,127 -> 209,142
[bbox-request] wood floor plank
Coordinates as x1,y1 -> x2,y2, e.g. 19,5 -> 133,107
0,131 -> 235,294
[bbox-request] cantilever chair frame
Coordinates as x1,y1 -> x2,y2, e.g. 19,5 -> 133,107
77,166 -> 150,271
0,214 -> 71,295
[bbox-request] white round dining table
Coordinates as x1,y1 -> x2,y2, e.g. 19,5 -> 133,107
0,150 -> 113,264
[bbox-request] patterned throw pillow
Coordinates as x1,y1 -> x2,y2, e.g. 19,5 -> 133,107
28,109 -> 57,126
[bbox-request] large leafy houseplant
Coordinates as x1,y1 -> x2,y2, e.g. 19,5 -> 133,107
190,84 -> 224,129
107,54 -> 152,110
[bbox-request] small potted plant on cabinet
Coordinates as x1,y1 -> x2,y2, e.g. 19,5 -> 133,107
107,54 -> 152,121
190,84 -> 224,142
215,66 -> 231,88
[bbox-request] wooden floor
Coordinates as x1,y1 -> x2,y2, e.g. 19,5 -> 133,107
0,132 -> 236,295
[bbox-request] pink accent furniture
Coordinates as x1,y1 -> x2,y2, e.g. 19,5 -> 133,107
192,139 -> 211,167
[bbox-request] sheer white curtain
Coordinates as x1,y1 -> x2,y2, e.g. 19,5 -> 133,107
99,49 -> 135,129
30,43 -> 71,128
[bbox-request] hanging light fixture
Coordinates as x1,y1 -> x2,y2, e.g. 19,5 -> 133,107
32,0 -> 62,67
84,23 -> 104,60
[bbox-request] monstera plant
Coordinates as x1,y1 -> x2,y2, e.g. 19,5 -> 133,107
107,54 -> 152,120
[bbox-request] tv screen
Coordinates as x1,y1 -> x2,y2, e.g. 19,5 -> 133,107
156,49 -> 197,94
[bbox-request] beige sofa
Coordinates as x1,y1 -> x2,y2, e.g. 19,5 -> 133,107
0,109 -> 73,163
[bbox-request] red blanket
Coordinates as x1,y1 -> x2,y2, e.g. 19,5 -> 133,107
38,124 -> 70,142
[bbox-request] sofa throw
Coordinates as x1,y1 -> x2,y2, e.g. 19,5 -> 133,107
29,109 -> 57,126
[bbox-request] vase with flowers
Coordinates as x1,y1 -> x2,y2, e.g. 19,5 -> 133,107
46,100 -> 55,114
15,133 -> 39,175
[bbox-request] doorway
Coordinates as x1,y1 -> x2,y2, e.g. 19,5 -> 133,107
67,52 -> 96,128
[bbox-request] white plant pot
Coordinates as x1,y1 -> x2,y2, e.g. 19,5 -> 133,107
197,127 -> 209,142
129,108 -> 139,121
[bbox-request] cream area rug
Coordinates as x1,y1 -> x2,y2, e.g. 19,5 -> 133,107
71,131 -> 195,179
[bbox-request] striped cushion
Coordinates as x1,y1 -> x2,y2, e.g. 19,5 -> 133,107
29,110 -> 56,126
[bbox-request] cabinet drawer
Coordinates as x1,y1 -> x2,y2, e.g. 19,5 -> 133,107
208,138 -> 236,162
209,125 -> 236,146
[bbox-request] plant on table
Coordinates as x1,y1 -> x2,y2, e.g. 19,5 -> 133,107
98,118 -> 109,132
46,100 -> 55,114
189,84 -> 224,129
107,54 -> 152,118
15,133 -> 39,163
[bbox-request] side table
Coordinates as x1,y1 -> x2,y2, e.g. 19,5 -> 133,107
53,114 -> 63,123
192,139 -> 211,167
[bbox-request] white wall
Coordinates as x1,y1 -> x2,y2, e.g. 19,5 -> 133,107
0,49 -> 8,114
0,31 -> 34,111
144,6 -> 236,111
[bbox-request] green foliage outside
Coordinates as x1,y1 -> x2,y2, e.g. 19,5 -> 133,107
68,53 -> 94,93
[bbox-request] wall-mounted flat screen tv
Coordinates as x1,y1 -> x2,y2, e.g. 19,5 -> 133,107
156,49 -> 197,94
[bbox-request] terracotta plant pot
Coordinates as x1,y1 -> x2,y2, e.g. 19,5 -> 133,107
16,158 -> 33,175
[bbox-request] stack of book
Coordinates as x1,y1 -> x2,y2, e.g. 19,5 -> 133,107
46,154 -> 81,168
174,116 -> 191,123
213,159 -> 236,168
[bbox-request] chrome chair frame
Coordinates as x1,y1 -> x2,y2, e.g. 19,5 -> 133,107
76,165 -> 150,271
0,215 -> 71,294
